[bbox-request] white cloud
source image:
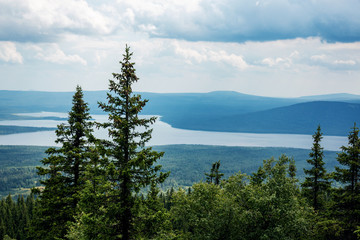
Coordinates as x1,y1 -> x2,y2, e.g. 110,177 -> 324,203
310,53 -> 358,70
208,50 -> 248,70
174,42 -> 207,64
311,55 -> 327,61
261,51 -> 298,68
0,42 -> 23,63
173,42 -> 248,70
35,44 -> 87,66
334,60 -> 356,66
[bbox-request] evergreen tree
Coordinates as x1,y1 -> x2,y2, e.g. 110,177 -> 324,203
0,194 -> 34,240
335,123 -> 360,193
333,123 -> 360,239
302,125 -> 330,211
4,195 -> 15,238
71,45 -> 168,240
31,86 -> 94,239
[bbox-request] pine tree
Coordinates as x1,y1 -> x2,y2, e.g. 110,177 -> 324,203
94,45 -> 168,239
31,86 -> 94,239
302,125 -> 330,211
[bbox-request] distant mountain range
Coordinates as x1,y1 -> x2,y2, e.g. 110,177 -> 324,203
0,90 -> 359,136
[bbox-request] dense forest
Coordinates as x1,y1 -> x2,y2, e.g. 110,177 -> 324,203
0,144 -> 340,198
1,46 -> 360,240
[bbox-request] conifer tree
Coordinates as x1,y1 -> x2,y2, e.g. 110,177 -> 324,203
32,86 -> 94,239
335,123 -> 360,193
302,125 -> 330,211
94,45 -> 168,239
333,123 -> 360,238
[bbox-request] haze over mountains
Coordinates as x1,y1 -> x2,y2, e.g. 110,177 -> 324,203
0,90 -> 359,136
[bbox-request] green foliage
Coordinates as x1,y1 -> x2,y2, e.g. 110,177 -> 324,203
0,144 -> 340,198
155,144 -> 339,188
170,155 -> 314,240
133,183 -> 173,239
0,194 -> 36,240
312,217 -> 344,240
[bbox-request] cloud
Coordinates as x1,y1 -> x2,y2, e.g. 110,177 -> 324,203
115,0 -> 360,43
0,42 -> 23,63
173,42 -> 248,69
261,51 -> 299,68
174,43 -> 207,64
334,60 -> 356,66
310,54 -> 358,70
2,0 -> 359,44
208,50 -> 248,70
0,0 -> 113,42
35,44 -> 87,65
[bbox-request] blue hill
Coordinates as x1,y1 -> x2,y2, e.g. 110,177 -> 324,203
170,101 -> 360,136
0,90 -> 359,136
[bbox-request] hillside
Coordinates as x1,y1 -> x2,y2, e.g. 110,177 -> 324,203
0,144 -> 339,198
298,93 -> 360,103
0,90 -> 301,116
170,101 -> 360,136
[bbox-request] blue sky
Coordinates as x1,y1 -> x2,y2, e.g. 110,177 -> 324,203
0,0 -> 359,97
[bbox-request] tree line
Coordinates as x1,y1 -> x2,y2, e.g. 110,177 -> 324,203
1,46 -> 360,239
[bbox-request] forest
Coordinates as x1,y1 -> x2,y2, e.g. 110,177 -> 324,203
1,46 -> 360,240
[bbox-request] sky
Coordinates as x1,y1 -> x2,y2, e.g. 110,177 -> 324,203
0,0 -> 359,97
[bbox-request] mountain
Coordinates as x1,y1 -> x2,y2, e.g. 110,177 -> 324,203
172,101 -> 360,136
298,93 -> 360,103
0,90 -> 359,136
140,91 -> 303,122
0,90 -> 302,119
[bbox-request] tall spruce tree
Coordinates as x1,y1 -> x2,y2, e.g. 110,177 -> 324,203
333,122 -> 360,238
302,125 -> 330,211
335,123 -> 360,193
95,45 -> 168,239
31,86 -> 94,239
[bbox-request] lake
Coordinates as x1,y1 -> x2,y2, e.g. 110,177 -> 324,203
0,112 -> 347,151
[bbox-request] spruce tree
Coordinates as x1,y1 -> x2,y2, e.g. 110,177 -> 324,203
31,86 -> 94,239
335,123 -> 360,193
302,125 -> 330,211
333,123 -> 360,238
95,45 -> 168,239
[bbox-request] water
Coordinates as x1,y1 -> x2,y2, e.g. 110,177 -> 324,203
0,112 -> 347,151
